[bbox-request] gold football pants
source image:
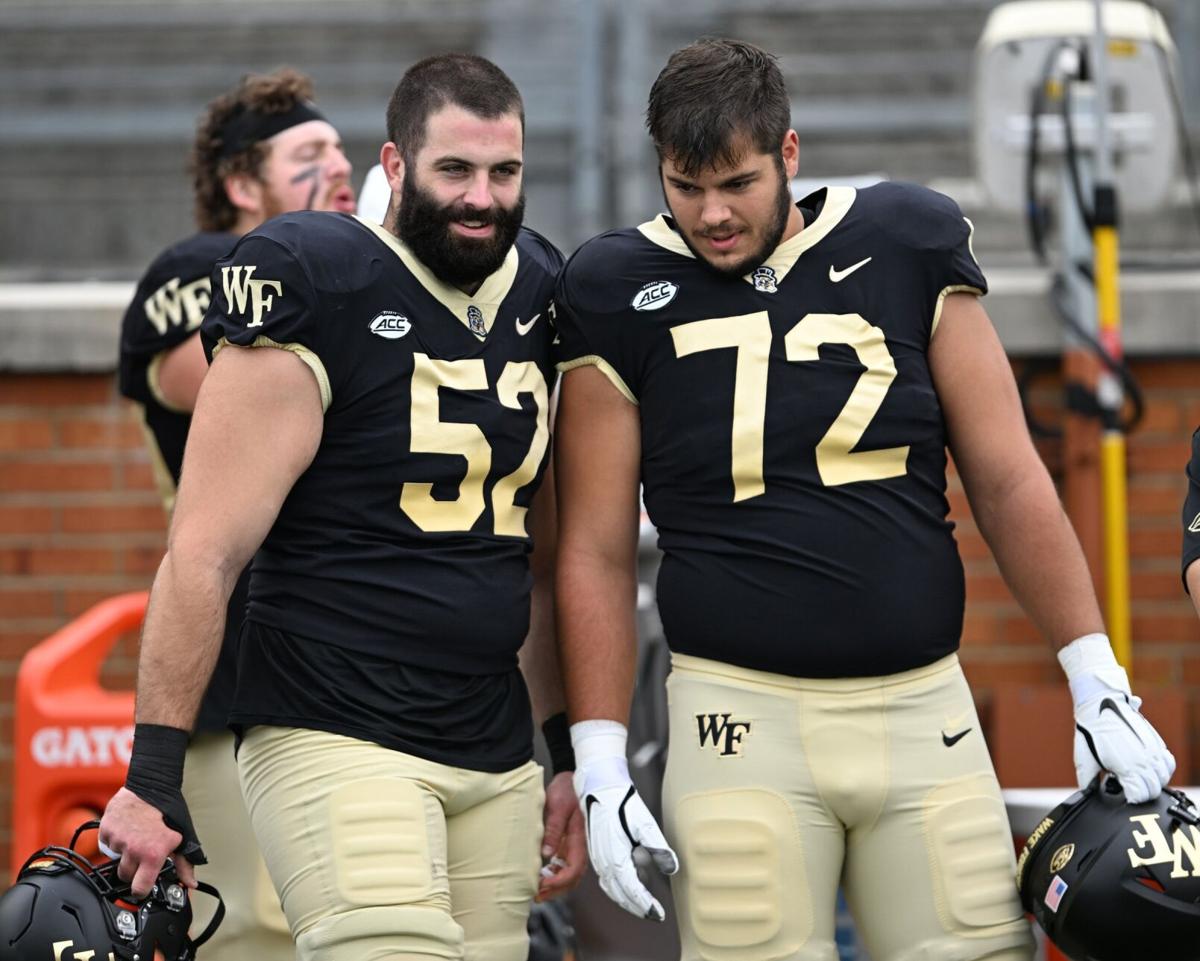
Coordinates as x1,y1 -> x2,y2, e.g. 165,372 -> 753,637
663,652 -> 1035,961
183,730 -> 293,959
238,725 -> 544,961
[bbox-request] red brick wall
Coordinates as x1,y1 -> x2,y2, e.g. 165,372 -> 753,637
955,360 -> 1200,682
2,360 -> 1199,866
0,373 -> 165,632
0,373 -> 163,866
952,359 -> 1200,784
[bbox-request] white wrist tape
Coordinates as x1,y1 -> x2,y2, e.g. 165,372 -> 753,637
570,720 -> 630,785
1057,633 -> 1132,704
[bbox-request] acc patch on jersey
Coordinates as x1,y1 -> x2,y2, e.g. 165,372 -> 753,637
632,280 -> 678,311
369,311 -> 412,340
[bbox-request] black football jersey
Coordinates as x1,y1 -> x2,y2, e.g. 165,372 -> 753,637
1182,428 -> 1200,589
118,231 -> 241,733
201,212 -> 561,675
118,232 -> 235,507
555,183 -> 987,678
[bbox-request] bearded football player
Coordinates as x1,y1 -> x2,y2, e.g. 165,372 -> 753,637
553,38 -> 1175,961
102,53 -> 584,961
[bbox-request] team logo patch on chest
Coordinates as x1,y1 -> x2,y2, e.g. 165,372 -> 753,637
696,713 -> 752,757
751,266 -> 778,293
632,280 -> 678,311
368,311 -> 412,339
467,305 -> 486,336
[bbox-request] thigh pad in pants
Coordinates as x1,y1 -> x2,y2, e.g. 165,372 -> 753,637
672,788 -> 837,961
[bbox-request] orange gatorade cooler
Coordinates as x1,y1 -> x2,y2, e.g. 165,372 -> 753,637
11,591 -> 147,880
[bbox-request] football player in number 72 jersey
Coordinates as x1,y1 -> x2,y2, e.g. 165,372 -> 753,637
553,38 -> 1174,961
100,54 -> 585,961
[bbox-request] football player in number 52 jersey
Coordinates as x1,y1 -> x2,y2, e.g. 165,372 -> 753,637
553,38 -> 1174,961
101,54 -> 584,961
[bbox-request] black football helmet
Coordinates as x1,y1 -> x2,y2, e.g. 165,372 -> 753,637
526,898 -> 577,961
0,821 -> 223,961
1017,775 -> 1200,961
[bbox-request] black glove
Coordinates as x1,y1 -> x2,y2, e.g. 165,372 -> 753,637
124,723 -> 208,865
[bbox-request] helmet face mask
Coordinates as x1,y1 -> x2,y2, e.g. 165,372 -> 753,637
0,823 -> 223,961
527,898 -> 577,961
1018,775 -> 1200,961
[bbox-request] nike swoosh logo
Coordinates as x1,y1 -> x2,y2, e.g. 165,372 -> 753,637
1099,697 -> 1143,742
1189,511 -> 1200,533
942,728 -> 972,747
515,313 -> 540,336
584,794 -> 600,849
829,257 -> 872,283
617,785 -> 637,845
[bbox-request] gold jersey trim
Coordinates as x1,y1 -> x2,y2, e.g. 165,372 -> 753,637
146,349 -> 192,415
134,403 -> 178,516
355,215 -> 518,341
556,355 -> 639,406
931,285 -> 985,339
635,185 -> 858,288
963,216 -> 980,268
212,336 -> 332,413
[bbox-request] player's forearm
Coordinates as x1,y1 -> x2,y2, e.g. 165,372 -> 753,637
134,547 -> 236,730
969,470 -> 1104,649
556,544 -> 638,725
519,573 -> 565,724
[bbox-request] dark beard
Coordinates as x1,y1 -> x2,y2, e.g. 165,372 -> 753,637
671,163 -> 793,278
397,175 -> 525,289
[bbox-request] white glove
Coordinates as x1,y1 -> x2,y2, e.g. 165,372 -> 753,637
571,720 -> 679,921
1058,633 -> 1175,803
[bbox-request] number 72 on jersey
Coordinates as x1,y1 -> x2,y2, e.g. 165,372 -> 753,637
671,311 -> 910,499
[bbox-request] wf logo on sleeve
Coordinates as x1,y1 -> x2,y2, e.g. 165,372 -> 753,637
696,713 -> 752,757
221,265 -> 283,327
144,276 -> 211,335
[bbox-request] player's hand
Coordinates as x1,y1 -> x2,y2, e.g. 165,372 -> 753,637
571,720 -> 678,922
536,771 -> 587,902
1072,691 -> 1174,803
99,787 -> 195,898
1059,634 -> 1175,803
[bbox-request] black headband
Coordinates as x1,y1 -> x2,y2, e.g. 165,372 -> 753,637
217,101 -> 327,160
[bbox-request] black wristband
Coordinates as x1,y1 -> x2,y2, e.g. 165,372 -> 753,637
541,712 -> 576,775
126,723 -> 187,794
124,723 -> 208,865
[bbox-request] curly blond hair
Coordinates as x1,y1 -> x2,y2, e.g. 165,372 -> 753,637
190,67 -> 316,231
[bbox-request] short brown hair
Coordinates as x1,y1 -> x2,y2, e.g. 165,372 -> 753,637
385,54 -> 523,165
646,38 -> 792,178
190,67 -> 316,232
